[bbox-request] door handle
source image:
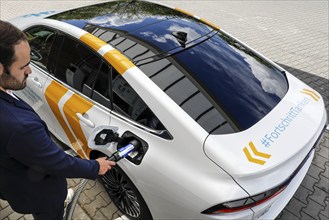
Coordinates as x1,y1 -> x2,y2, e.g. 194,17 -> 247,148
76,113 -> 95,128
30,77 -> 42,88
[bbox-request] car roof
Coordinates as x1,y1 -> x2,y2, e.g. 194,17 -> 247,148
47,0 -> 288,133
48,0 -> 217,63
46,1 -> 238,134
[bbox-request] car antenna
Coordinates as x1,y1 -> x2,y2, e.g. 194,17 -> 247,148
172,31 -> 188,48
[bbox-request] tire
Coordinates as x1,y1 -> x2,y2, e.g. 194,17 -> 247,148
100,165 -> 153,220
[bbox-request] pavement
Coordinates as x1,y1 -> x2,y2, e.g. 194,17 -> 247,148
0,0 -> 328,219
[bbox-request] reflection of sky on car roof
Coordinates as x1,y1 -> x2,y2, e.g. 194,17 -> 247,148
63,16 -> 212,53
140,23 -> 203,47
90,15 -> 162,28
231,46 -> 286,98
131,19 -> 210,51
173,32 -> 288,130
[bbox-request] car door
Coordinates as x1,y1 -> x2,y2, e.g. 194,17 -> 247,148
45,34 -> 111,158
15,27 -> 58,130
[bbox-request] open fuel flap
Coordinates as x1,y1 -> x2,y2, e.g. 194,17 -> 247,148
88,126 -> 148,165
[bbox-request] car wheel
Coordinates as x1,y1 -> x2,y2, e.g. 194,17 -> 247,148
100,165 -> 153,220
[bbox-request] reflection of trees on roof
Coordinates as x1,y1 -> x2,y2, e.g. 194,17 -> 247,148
49,0 -> 189,21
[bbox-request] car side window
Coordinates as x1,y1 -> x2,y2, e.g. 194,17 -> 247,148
82,61 -> 112,108
53,34 -> 164,130
25,27 -> 57,71
52,35 -> 103,93
110,70 -> 164,130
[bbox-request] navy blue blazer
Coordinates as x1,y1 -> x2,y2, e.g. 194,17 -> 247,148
0,90 -> 99,214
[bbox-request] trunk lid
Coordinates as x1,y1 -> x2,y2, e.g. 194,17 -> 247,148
204,73 -> 327,195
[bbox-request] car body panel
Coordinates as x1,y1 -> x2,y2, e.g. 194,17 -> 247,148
250,149 -> 315,219
14,65 -> 54,129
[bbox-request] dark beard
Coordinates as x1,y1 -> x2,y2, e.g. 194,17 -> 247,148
0,69 -> 27,91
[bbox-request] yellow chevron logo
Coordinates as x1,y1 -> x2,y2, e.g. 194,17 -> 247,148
301,88 -> 320,101
243,141 -> 271,165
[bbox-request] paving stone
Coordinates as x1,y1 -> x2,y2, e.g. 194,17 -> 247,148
284,198 -> 306,218
301,174 -> 318,192
322,163 -> 329,179
83,179 -> 97,191
100,201 -> 118,219
0,199 -> 9,209
316,175 -> 329,193
72,203 -> 91,220
320,200 -> 329,218
93,209 -> 107,220
318,145 -> 329,160
300,211 -> 316,220
22,214 -> 33,220
100,190 -> 111,202
319,213 -> 329,220
276,209 -> 299,220
308,164 -> 325,180
302,199 -> 326,219
313,154 -> 328,169
8,211 -> 23,220
293,185 -> 312,204
78,191 -> 92,205
322,132 -> 329,142
83,194 -> 108,217
319,133 -> 329,146
84,180 -> 104,201
0,206 -> 14,219
309,186 -> 328,206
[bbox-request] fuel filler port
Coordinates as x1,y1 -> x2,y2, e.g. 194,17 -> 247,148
88,126 -> 148,165
118,131 -> 148,165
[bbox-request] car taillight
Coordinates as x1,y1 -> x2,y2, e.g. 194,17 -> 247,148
201,186 -> 286,214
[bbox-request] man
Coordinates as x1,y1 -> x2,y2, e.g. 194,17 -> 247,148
0,20 -> 116,219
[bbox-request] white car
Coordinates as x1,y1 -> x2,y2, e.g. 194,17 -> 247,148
10,0 -> 327,219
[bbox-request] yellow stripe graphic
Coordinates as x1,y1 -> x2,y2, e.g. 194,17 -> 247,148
103,49 -> 135,75
243,141 -> 271,165
175,8 -> 194,17
248,142 -> 271,159
80,33 -> 107,52
301,88 -> 320,101
243,147 -> 266,165
63,94 -> 94,158
80,33 -> 135,75
200,18 -> 220,30
45,81 -> 82,155
175,7 -> 220,30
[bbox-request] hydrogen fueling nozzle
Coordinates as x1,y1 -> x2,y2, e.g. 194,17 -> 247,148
107,139 -> 141,162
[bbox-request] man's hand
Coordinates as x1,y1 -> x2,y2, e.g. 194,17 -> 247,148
96,157 -> 116,175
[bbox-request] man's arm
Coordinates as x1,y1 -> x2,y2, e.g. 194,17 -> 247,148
7,120 -> 114,179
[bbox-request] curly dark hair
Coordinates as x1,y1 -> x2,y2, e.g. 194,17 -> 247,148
0,20 -> 27,71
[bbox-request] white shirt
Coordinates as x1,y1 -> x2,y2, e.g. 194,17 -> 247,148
6,90 -> 19,100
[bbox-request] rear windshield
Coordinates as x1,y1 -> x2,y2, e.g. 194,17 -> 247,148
140,30 -> 288,132
171,31 -> 288,130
